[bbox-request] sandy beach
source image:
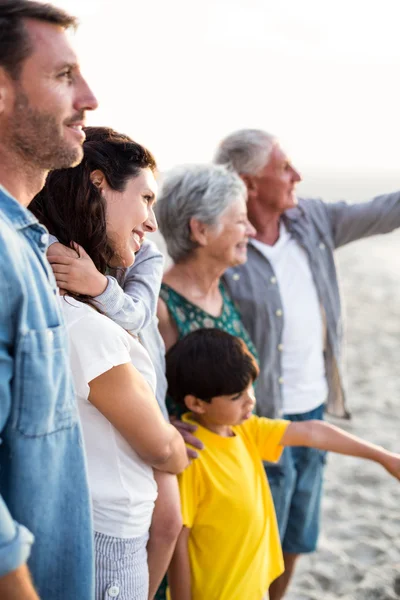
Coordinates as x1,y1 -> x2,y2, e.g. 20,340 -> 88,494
286,232 -> 400,600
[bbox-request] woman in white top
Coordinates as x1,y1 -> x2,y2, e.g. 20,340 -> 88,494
30,127 -> 188,600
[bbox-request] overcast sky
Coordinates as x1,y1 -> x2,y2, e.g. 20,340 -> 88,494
54,0 -> 400,174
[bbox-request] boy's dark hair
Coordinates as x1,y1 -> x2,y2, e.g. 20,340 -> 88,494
166,328 -> 259,406
0,0 -> 77,79
30,126 -> 157,305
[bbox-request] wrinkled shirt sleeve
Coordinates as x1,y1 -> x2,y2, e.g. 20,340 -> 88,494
95,239 -> 164,334
0,267 -> 34,576
325,191 -> 400,248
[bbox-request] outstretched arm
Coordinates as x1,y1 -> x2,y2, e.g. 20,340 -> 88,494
325,191 -> 400,248
281,420 -> 400,480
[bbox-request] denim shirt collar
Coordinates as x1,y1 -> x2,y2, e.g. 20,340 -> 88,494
0,185 -> 41,231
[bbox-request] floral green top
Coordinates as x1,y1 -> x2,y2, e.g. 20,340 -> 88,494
160,282 -> 259,418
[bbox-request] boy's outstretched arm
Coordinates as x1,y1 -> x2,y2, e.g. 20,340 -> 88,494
168,526 -> 191,600
281,420 -> 400,480
47,238 -> 163,334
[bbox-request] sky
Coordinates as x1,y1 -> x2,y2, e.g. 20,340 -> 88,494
54,0 -> 400,175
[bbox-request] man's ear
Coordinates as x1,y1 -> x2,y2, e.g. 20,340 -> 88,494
0,68 -> 13,116
240,173 -> 258,202
184,394 -> 207,414
90,169 -> 106,189
188,217 -> 210,247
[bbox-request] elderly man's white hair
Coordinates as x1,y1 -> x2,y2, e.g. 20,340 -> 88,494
214,129 -> 276,175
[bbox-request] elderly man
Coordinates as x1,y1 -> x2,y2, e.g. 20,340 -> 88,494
0,2 -> 97,598
214,129 -> 400,599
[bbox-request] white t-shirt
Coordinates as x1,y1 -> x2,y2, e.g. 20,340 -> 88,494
61,297 -> 158,538
251,223 -> 328,415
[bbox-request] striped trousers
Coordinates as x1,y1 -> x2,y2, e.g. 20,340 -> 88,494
94,531 -> 149,600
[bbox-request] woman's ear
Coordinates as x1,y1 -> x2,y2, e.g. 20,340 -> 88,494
184,394 -> 207,414
90,170 -> 106,190
189,217 -> 210,247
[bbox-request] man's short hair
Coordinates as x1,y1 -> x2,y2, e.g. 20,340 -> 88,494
0,1 -> 77,78
165,328 -> 259,407
214,128 -> 276,175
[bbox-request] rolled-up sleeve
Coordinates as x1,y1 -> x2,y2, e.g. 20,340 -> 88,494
0,500 -> 34,577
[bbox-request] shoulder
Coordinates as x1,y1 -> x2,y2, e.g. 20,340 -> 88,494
0,215 -> 38,308
62,298 -> 130,346
287,197 -> 330,224
237,415 -> 288,438
157,294 -> 171,321
137,238 -> 164,260
157,295 -> 179,351
0,213 -> 27,266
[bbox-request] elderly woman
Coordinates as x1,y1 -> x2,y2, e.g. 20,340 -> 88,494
156,164 -> 257,417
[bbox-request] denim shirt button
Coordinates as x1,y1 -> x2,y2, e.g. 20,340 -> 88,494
232,273 -> 240,281
278,376 -> 284,384
270,276 -> 277,284
276,309 -> 283,317
319,242 -> 325,250
278,343 -> 284,351
107,585 -> 120,597
40,233 -> 49,246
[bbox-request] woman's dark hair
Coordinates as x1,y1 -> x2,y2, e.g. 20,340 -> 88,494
0,1 -> 77,79
30,126 -> 157,302
166,328 -> 259,408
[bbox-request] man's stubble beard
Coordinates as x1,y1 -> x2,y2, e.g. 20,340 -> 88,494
8,88 -> 83,171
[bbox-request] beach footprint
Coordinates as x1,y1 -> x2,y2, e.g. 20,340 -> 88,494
346,539 -> 386,566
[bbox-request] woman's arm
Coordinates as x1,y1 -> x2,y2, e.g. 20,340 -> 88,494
157,297 -> 179,351
47,240 -> 163,334
89,363 -> 188,474
168,526 -> 192,600
281,420 -> 400,480
0,565 -> 39,600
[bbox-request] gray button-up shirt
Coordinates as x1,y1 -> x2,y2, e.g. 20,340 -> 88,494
223,193 -> 400,419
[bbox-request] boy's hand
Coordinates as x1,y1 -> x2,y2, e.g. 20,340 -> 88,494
379,451 -> 400,481
47,242 -> 108,297
171,418 -> 204,460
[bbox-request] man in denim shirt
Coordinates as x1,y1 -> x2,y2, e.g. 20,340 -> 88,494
215,129 -> 400,599
0,3 -> 97,598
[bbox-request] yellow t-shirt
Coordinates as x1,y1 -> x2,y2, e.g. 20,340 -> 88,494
176,413 -> 290,600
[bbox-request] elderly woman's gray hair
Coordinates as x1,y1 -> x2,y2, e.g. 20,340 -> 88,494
155,163 -> 247,263
214,129 -> 276,175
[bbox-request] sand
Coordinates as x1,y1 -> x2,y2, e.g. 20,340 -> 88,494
286,232 -> 400,600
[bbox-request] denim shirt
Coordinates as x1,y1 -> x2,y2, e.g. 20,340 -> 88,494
223,193 -> 400,419
0,188 -> 93,598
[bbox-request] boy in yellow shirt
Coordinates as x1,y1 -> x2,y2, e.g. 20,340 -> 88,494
166,329 -> 400,600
